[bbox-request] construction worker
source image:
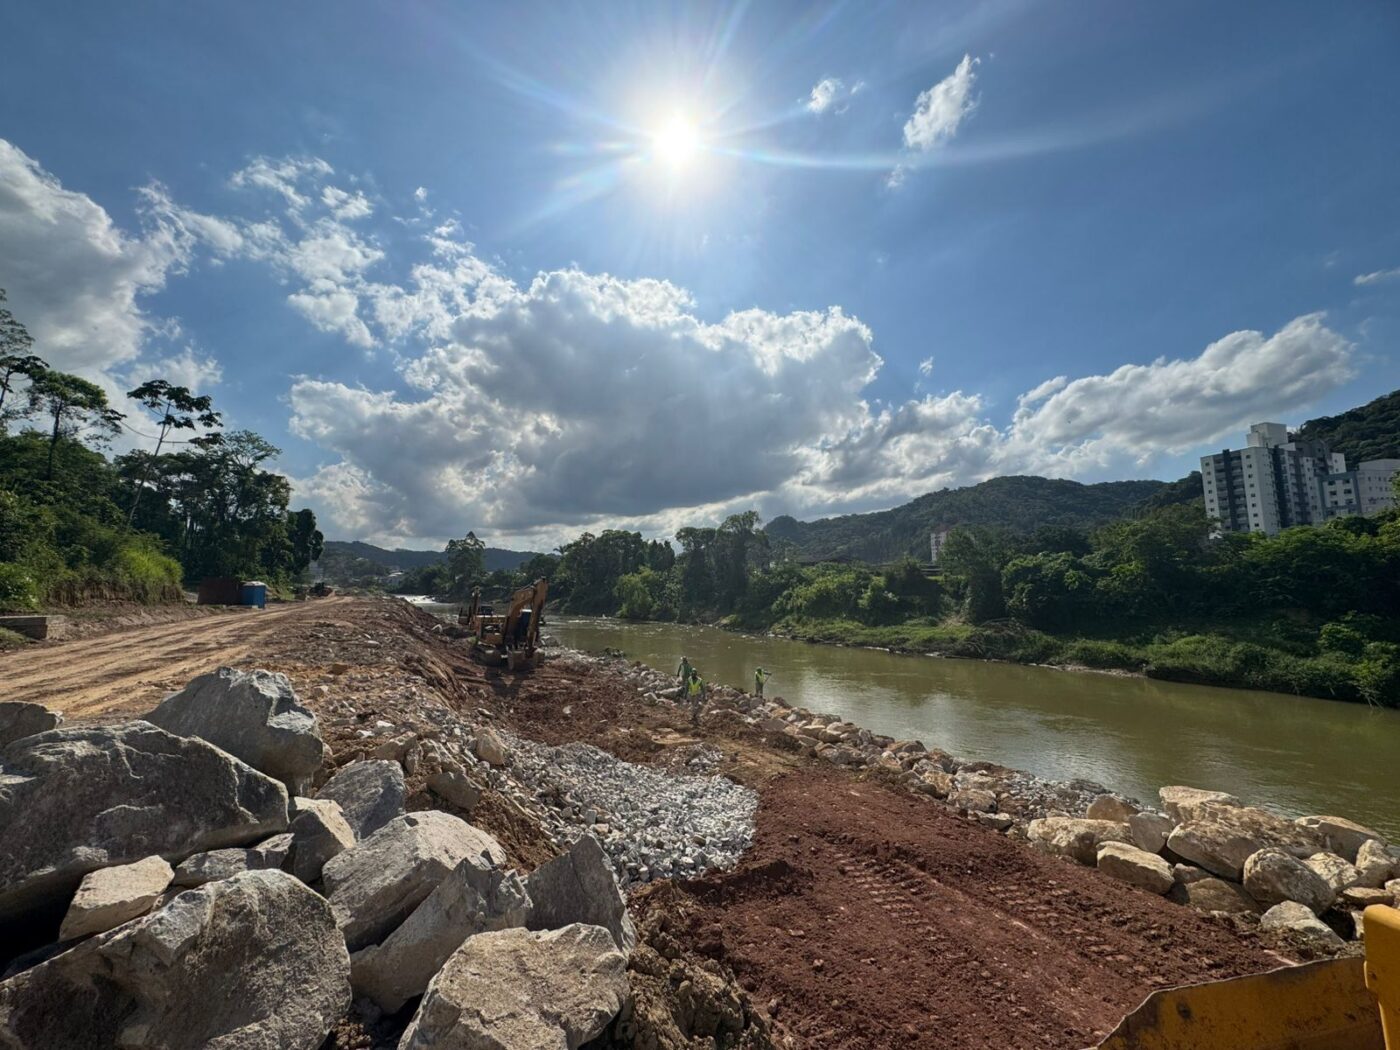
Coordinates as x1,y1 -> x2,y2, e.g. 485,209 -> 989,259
677,655 -> 692,686
687,667 -> 706,726
754,666 -> 770,697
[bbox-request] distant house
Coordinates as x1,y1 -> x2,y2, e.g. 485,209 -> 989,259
1201,422 -> 1399,535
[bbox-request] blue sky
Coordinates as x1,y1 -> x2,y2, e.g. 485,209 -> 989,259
1,0 -> 1398,547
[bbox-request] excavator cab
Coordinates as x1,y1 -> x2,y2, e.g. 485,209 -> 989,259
459,578 -> 548,671
1093,903 -> 1399,1049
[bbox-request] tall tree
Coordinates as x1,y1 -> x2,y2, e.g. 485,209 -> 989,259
125,379 -> 222,525
286,508 -> 324,577
445,532 -> 486,598
27,371 -> 124,481
0,290 -> 47,431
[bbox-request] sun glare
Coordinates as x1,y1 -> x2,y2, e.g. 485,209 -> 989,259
652,113 -> 702,169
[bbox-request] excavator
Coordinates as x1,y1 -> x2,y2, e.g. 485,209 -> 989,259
1092,902 -> 1398,1049
459,578 -> 548,671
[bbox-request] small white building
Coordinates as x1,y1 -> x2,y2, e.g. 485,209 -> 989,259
930,527 -> 953,565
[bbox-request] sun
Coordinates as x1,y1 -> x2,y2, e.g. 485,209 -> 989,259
651,112 -> 702,169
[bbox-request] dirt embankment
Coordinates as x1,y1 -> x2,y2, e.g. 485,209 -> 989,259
9,596 -> 1289,1049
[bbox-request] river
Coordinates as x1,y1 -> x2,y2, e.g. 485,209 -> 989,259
539,615 -> 1400,840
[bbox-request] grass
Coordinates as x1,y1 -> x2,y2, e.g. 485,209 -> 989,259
0,627 -> 30,651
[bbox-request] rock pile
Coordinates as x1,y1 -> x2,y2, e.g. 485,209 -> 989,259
572,649 -> 1399,953
0,672 -> 643,1049
505,733 -> 758,887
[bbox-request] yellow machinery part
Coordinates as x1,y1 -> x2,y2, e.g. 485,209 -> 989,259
1368,904 -> 1400,1048
1092,957 -> 1384,1050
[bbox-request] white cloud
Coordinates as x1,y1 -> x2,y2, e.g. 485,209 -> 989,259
414,186 -> 428,201
0,140 -> 200,382
902,54 -> 980,151
806,77 -> 854,115
0,140 -> 1357,548
1354,266 -> 1400,286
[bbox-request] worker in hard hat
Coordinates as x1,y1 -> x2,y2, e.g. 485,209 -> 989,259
677,655 -> 692,685
686,667 -> 706,726
754,666 -> 770,698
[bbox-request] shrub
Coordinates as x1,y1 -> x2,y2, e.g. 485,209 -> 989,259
0,563 -> 39,611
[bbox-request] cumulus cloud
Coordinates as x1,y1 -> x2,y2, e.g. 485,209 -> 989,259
0,140 -> 1358,548
0,140 -> 197,379
1354,266 -> 1400,286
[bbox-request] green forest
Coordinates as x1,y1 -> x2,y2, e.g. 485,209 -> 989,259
469,499 -> 1400,707
0,292 -> 322,617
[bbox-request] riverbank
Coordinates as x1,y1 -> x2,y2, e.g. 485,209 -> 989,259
7,594 -> 1350,1049
745,615 -> 1389,706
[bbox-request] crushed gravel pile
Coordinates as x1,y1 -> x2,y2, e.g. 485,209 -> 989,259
501,732 -> 757,887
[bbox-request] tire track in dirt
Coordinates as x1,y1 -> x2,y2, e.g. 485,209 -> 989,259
0,599 -> 351,715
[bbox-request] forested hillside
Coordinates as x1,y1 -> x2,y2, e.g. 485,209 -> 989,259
1297,388 -> 1400,463
764,476 -> 1166,563
316,540 -> 537,586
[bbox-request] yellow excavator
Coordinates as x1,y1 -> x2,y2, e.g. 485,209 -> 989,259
459,578 -> 548,671
1093,903 -> 1398,1049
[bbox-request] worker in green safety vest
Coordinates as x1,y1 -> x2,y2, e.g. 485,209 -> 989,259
754,667 -> 770,697
677,655 -> 692,685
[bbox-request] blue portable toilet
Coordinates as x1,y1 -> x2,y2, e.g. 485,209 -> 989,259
240,580 -> 268,609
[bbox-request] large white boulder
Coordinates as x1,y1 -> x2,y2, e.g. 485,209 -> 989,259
399,924 -> 629,1050
1260,900 -> 1345,953
0,703 -> 60,749
1027,818 -> 1133,865
525,835 -> 636,954
58,856 -> 173,940
1171,876 -> 1259,914
1242,848 -> 1336,915
1159,786 -> 1239,824
1086,795 -> 1139,822
352,852 -> 528,1013
1166,805 -> 1320,881
287,799 -> 355,884
0,722 -> 287,929
146,667 -> 325,794
1128,811 -> 1174,854
1355,839 -> 1400,888
1294,816 -> 1386,863
1096,842 -> 1173,895
0,871 -> 349,1049
1304,852 -> 1362,897
322,811 -> 508,951
315,760 -> 406,841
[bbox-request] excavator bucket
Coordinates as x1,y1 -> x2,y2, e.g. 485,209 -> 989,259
1093,958 -> 1382,1050
1094,905 -> 1400,1050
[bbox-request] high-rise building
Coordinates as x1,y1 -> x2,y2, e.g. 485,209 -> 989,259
1201,423 -> 1399,535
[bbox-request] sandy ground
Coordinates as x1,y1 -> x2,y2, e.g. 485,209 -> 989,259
0,598 -> 357,714
5,596 -> 1290,1049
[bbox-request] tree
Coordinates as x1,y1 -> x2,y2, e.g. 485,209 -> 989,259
125,379 -> 222,525
445,532 -> 486,598
286,508 -> 324,577
27,370 -> 124,481
0,290 -> 47,432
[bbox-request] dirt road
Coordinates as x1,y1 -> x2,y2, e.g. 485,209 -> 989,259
0,598 -> 357,716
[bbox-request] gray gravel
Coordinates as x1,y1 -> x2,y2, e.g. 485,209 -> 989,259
501,732 -> 757,887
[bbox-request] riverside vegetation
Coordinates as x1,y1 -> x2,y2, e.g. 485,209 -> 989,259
0,291 -> 323,618
401,497 -> 1400,707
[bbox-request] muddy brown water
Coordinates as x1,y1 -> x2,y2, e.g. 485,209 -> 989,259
537,614 -> 1400,841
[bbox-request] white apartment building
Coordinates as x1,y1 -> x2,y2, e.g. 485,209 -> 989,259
1201,423 -> 1399,535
